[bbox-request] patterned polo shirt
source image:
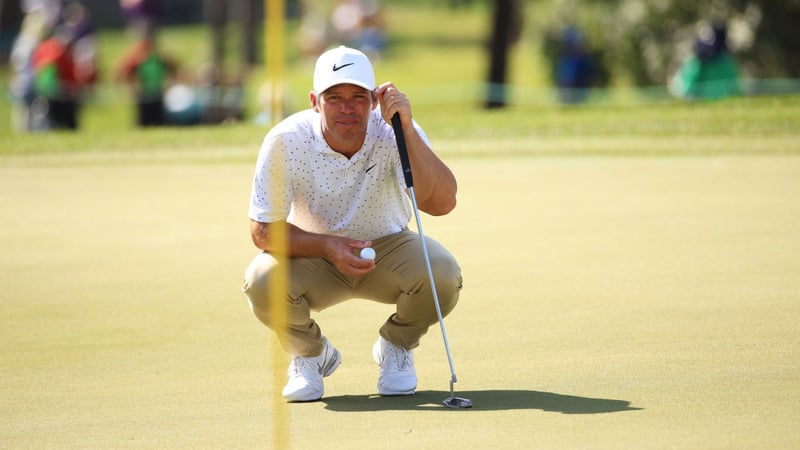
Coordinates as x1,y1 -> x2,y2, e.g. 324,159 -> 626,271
249,108 -> 429,241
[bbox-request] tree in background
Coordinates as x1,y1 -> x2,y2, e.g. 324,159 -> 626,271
737,1 -> 800,78
526,0 -> 800,88
486,0 -> 522,108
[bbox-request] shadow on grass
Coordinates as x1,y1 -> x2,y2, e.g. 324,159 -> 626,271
322,390 -> 642,413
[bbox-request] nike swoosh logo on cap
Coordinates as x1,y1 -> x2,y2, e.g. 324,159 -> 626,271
332,63 -> 354,71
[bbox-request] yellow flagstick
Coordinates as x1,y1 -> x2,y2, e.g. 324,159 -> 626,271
267,219 -> 289,450
265,1 -> 288,449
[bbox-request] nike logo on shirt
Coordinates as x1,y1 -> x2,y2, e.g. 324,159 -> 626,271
366,163 -> 378,173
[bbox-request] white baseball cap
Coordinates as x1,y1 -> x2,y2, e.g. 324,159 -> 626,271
313,46 -> 375,94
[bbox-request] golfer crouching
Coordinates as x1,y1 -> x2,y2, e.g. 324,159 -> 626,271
242,46 -> 463,402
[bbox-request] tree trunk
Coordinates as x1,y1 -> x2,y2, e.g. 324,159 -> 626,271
486,0 -> 520,108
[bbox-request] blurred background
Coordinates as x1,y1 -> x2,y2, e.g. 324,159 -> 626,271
1,0 -> 798,134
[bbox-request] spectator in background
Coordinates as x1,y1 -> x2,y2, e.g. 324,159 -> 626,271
297,0 -> 385,60
60,1 -> 96,80
193,62 -> 245,124
669,21 -> 741,100
331,0 -> 365,46
204,0 -> 256,70
115,36 -> 177,127
29,1 -> 97,130
9,0 -> 62,131
119,0 -> 161,39
354,5 -> 385,59
331,0 -> 385,58
199,0 -> 253,124
554,26 -> 596,104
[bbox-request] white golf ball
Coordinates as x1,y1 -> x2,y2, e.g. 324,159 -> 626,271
360,247 -> 376,260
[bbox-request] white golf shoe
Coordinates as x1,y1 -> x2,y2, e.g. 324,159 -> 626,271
282,337 -> 341,402
373,336 -> 417,396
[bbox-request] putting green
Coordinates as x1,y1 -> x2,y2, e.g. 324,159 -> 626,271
1,156 -> 798,448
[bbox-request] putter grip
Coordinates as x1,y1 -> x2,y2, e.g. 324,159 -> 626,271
391,113 -> 414,188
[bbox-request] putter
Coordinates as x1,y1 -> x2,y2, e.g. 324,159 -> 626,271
391,113 -> 473,409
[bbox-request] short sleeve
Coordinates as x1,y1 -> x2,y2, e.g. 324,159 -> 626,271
248,133 -> 292,223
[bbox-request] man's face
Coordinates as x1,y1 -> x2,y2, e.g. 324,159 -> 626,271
311,84 -> 377,155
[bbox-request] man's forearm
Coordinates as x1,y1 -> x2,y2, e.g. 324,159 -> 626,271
250,219 -> 330,258
404,128 -> 457,216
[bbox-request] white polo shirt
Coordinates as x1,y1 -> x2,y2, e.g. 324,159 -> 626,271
248,108 -> 428,241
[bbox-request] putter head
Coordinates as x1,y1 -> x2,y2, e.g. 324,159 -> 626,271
444,379 -> 472,408
443,396 -> 473,409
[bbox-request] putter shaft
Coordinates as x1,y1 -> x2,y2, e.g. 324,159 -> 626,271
392,113 -> 471,408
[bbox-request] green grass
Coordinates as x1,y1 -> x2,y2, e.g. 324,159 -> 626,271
2,156 -> 799,448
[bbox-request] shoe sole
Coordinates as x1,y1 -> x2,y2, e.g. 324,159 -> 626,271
377,387 -> 416,396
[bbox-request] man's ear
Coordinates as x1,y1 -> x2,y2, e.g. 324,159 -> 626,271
310,91 -> 320,112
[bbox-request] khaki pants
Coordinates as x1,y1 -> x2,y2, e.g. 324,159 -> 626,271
242,230 -> 462,357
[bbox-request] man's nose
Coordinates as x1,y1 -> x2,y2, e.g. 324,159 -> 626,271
339,99 -> 357,111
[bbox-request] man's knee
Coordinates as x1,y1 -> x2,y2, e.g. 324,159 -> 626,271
242,252 -> 277,311
430,253 -> 462,315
